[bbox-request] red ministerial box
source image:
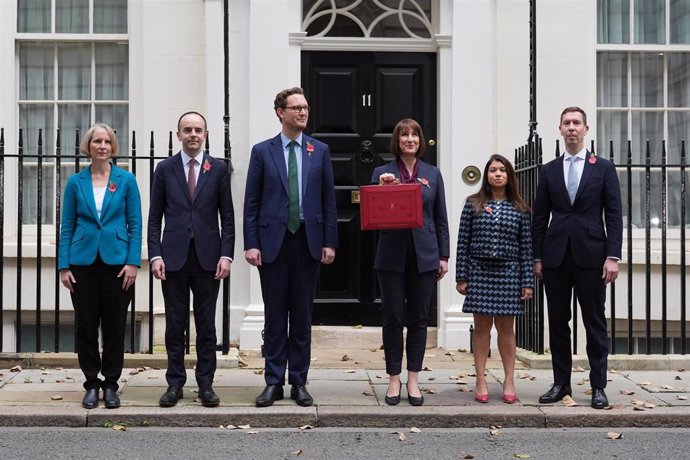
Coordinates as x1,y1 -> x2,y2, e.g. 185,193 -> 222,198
360,184 -> 423,230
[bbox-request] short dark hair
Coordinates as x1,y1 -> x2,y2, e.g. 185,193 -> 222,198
177,111 -> 208,132
560,106 -> 587,125
273,87 -> 305,122
389,118 -> 426,158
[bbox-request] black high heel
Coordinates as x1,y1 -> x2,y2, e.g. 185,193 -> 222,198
384,380 -> 402,406
406,382 -> 424,406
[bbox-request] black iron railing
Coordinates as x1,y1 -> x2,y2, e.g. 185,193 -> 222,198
515,135 -> 688,355
0,128 -> 233,355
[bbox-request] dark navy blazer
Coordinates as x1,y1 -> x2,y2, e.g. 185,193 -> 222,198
243,134 -> 338,263
370,160 -> 450,273
147,152 -> 235,272
532,151 -> 623,268
58,164 -> 142,270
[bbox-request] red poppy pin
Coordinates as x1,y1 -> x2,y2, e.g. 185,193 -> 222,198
108,181 -> 116,193
202,159 -> 211,173
306,141 -> 315,157
418,177 -> 430,188
588,153 -> 597,164
485,206 -> 493,214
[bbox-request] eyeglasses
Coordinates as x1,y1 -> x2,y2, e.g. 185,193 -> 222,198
284,105 -> 310,113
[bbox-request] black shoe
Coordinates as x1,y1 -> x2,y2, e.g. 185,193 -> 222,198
103,388 -> 120,409
591,388 -> 609,409
385,380 -> 401,406
82,388 -> 99,409
159,385 -> 183,407
406,383 -> 424,406
290,384 -> 314,407
198,387 -> 220,407
539,384 -> 572,404
255,385 -> 284,407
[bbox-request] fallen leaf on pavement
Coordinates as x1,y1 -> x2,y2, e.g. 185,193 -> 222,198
424,388 -> 437,394
343,370 -> 356,374
428,377 -> 436,381
299,425 -> 313,430
562,395 -> 578,407
606,432 -> 623,439
253,369 -> 264,375
10,365 -> 22,372
238,357 -> 248,368
460,454 -> 474,459
247,431 -> 259,435
362,391 -> 373,396
633,406 -> 645,411
490,429 -> 500,437
644,401 -> 656,409
112,425 -> 127,431
410,427 -> 421,433
147,376 -> 159,379
370,348 -> 378,352
445,351 -> 455,356
391,432 -> 406,442
422,366 -> 433,371
376,375 -> 386,379
458,348 -> 468,353
513,454 -> 530,459
678,368 -> 686,372
55,379 -> 65,383
632,399 -> 644,406
640,381 -> 652,386
676,395 -> 687,400
238,424 -> 251,429
619,389 -> 635,395
50,395 -> 63,400
291,449 -> 303,456
341,354 -> 350,362
674,376 -> 683,380
225,424 -> 237,429
584,389 -> 593,395
459,387 -> 473,392
352,324 -> 363,329
576,379 -> 587,386
572,366 -> 586,372
661,385 -> 674,390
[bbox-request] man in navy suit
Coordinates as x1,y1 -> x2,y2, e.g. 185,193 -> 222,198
532,106 -> 622,409
244,87 -> 338,407
148,111 -> 235,407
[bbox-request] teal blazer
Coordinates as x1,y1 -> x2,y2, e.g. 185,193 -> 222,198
58,164 -> 142,270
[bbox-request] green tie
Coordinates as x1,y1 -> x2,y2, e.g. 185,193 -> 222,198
287,140 -> 300,233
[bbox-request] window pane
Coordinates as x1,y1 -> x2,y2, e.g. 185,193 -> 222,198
632,111 -> 664,161
668,53 -> 690,107
95,43 -> 128,100
58,43 -> 91,100
598,0 -> 630,44
631,52 -> 663,107
17,0 -> 51,33
671,0 -> 690,44
668,111 -> 690,227
94,0 -> 128,33
19,43 -> 54,100
634,0 -> 665,44
96,104 -> 129,154
597,110 -> 629,160
597,52 -> 627,106
58,104 -> 91,155
56,0 -> 89,33
19,104 -> 55,225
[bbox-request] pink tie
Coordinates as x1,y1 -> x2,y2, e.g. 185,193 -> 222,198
188,158 -> 197,198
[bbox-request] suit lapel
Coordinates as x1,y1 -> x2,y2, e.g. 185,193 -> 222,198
269,135 -> 289,194
77,167 -> 99,222
100,164 -> 124,218
555,156 -> 571,206
574,151 -> 595,203
301,136 -> 314,194
171,152 -> 192,203
194,153 -> 211,200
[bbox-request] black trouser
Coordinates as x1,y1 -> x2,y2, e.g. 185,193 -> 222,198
377,233 -> 437,376
70,256 -> 131,391
162,243 -> 220,389
543,245 -> 609,389
259,226 -> 320,386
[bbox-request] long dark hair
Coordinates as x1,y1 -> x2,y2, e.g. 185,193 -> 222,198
468,154 -> 530,214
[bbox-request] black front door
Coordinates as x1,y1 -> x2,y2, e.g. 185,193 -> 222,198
302,51 -> 437,326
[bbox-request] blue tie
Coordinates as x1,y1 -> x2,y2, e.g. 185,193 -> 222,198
567,156 -> 580,204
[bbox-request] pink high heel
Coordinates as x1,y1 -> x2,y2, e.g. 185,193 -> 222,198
502,393 -> 518,404
474,393 -> 489,403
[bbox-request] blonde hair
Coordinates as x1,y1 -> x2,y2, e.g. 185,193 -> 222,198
79,123 -> 119,157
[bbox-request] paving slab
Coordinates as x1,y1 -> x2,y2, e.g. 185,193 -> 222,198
308,369 -> 370,381
307,380 -> 379,406
541,405 -> 690,428
0,406 -> 86,427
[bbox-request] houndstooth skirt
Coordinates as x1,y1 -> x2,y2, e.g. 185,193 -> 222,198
461,258 -> 525,316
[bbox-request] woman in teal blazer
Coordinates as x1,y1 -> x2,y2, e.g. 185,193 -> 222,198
58,123 -> 142,409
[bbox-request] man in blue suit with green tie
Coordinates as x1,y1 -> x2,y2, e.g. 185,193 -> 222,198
244,87 -> 338,407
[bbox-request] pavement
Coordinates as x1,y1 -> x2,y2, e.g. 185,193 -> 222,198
1,347 -> 689,428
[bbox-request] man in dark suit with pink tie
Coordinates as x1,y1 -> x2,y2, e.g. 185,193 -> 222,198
532,106 -> 622,409
244,87 -> 338,407
148,111 -> 235,408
